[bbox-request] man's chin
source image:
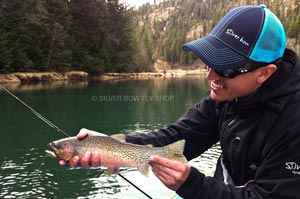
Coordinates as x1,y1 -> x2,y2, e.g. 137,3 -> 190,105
209,92 -> 233,102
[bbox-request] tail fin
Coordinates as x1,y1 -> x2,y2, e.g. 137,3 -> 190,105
164,140 -> 187,163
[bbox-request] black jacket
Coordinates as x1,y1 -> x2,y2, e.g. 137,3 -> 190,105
126,49 -> 300,199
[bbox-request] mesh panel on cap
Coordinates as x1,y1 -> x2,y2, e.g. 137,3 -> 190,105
258,13 -> 283,50
250,8 -> 286,62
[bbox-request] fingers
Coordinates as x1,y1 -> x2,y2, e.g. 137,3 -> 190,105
59,151 -> 100,169
149,156 -> 190,191
151,162 -> 173,179
81,151 -> 91,169
60,128 -> 105,168
69,156 -> 80,168
152,165 -> 176,187
59,160 -> 67,166
149,156 -> 178,170
91,151 -> 100,167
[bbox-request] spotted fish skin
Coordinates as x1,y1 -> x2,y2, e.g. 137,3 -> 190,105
46,135 -> 187,176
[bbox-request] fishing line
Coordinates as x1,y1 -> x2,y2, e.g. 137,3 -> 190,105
118,173 -> 153,199
0,84 -> 153,199
0,84 -> 70,137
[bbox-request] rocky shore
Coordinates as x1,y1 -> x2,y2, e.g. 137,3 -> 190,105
0,71 -> 88,84
0,69 -> 206,84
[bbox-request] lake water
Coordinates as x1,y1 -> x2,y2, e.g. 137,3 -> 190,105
0,76 -> 221,199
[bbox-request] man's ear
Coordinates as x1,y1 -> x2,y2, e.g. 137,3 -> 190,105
256,64 -> 277,83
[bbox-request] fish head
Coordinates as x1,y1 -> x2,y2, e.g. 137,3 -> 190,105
45,140 -> 77,161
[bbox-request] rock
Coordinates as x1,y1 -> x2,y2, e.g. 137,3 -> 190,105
0,74 -> 21,84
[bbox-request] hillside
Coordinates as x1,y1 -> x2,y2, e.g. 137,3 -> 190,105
0,0 -> 299,73
132,0 -> 300,70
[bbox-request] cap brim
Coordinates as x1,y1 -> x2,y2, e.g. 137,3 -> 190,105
182,35 -> 251,70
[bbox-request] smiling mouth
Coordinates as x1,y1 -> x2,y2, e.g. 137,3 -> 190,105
211,81 -> 224,89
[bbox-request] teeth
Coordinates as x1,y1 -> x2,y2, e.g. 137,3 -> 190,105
212,82 -> 224,88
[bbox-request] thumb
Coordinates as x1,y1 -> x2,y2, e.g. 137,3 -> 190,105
77,128 -> 108,139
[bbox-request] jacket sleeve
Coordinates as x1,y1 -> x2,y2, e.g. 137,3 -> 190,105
177,96 -> 300,199
176,130 -> 300,199
177,167 -> 256,199
125,93 -> 219,160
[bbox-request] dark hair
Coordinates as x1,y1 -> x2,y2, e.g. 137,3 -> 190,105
248,59 -> 280,68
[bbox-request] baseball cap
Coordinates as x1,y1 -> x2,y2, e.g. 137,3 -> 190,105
182,5 -> 286,70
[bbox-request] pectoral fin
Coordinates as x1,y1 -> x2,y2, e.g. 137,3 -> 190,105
137,163 -> 150,177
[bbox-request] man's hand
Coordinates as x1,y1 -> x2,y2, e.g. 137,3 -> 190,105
149,156 -> 190,191
58,128 -> 107,168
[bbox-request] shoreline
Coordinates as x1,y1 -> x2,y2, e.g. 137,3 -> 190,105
0,69 -> 207,84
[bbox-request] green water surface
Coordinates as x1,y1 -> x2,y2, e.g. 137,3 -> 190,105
0,76 -> 220,199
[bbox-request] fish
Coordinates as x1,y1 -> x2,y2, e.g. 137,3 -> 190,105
45,135 -> 187,177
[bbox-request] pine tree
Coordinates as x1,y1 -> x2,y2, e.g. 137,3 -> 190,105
45,0 -> 72,71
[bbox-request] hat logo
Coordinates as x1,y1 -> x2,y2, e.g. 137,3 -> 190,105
225,29 -> 250,46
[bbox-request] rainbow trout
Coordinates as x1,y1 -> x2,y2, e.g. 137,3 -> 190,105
45,136 -> 187,176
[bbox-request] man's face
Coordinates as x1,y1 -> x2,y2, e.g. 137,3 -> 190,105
206,67 -> 264,102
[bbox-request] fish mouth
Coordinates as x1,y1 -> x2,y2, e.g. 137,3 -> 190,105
45,142 -> 59,159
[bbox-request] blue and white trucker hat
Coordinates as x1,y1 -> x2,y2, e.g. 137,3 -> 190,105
182,5 -> 286,70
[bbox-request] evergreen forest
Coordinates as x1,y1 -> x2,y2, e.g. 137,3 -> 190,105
0,0 -> 299,73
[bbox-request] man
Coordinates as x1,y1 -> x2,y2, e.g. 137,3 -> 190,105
60,5 -> 300,198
